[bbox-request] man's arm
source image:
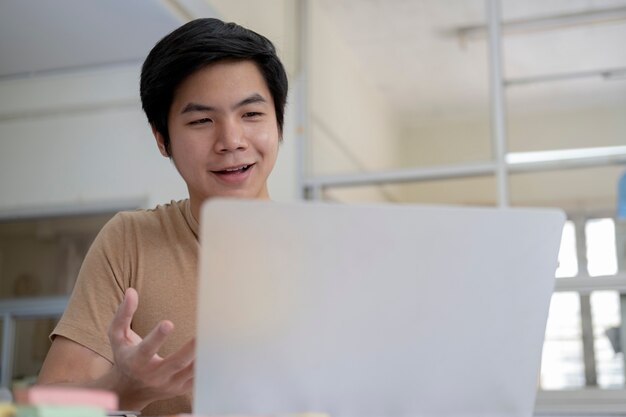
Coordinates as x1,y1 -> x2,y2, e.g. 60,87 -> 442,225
38,336 -> 113,384
37,288 -> 195,411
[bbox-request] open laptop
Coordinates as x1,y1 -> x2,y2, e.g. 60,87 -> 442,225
194,200 -> 565,417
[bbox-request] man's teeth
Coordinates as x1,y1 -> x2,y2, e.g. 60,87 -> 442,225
224,165 -> 248,172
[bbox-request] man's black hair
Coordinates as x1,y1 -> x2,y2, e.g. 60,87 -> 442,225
140,18 -> 288,156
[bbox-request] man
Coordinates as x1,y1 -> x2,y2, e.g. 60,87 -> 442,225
37,18 -> 288,416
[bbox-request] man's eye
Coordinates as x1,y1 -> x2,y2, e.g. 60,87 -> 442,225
189,118 -> 212,125
243,112 -> 263,118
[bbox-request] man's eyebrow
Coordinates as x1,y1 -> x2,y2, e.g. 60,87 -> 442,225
181,102 -> 215,114
180,94 -> 267,114
233,93 -> 267,109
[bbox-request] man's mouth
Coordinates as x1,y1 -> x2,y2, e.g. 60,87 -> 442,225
211,164 -> 255,179
212,163 -> 254,175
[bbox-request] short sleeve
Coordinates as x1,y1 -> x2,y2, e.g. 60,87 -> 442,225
51,213 -> 129,363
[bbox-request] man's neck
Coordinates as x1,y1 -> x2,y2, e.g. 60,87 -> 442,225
189,189 -> 271,221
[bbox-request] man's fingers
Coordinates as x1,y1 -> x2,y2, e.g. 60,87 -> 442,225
181,376 -> 194,392
135,320 -> 175,364
162,338 -> 196,373
170,360 -> 194,389
109,288 -> 139,342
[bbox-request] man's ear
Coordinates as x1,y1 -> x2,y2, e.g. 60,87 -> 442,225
152,125 -> 170,157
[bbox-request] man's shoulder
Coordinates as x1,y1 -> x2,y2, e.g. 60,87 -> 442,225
117,199 -> 188,222
105,199 -> 192,239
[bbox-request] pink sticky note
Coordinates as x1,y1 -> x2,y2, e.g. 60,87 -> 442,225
13,386 -> 118,411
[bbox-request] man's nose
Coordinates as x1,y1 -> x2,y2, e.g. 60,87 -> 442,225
213,118 -> 248,153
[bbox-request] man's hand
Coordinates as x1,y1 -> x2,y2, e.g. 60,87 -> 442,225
38,287 -> 195,411
104,288 -> 195,410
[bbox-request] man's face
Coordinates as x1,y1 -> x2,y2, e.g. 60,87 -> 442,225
157,59 -> 280,209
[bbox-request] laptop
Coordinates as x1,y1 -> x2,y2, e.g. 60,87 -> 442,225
194,199 -> 565,417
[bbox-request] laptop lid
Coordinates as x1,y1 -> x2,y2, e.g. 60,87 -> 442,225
194,200 -> 565,417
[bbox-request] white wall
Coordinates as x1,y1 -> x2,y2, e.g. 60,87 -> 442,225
0,66 -> 187,213
307,1 -> 403,202
207,0 -> 298,77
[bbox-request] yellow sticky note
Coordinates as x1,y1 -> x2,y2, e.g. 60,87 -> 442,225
0,402 -> 16,417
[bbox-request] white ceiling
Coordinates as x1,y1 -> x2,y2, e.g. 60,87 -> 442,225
1,0 -> 625,123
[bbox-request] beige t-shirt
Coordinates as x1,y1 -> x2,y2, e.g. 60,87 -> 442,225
52,199 -> 198,416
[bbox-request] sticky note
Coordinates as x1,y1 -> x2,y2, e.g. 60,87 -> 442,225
13,386 -> 117,411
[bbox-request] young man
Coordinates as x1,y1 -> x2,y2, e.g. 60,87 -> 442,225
37,18 -> 288,416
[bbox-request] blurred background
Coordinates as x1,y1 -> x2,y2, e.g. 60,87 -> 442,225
0,0 -> 625,414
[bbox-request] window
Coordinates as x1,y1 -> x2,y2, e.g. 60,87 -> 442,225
541,292 -> 584,389
586,218 -> 618,277
591,291 -> 623,388
540,216 -> 625,394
